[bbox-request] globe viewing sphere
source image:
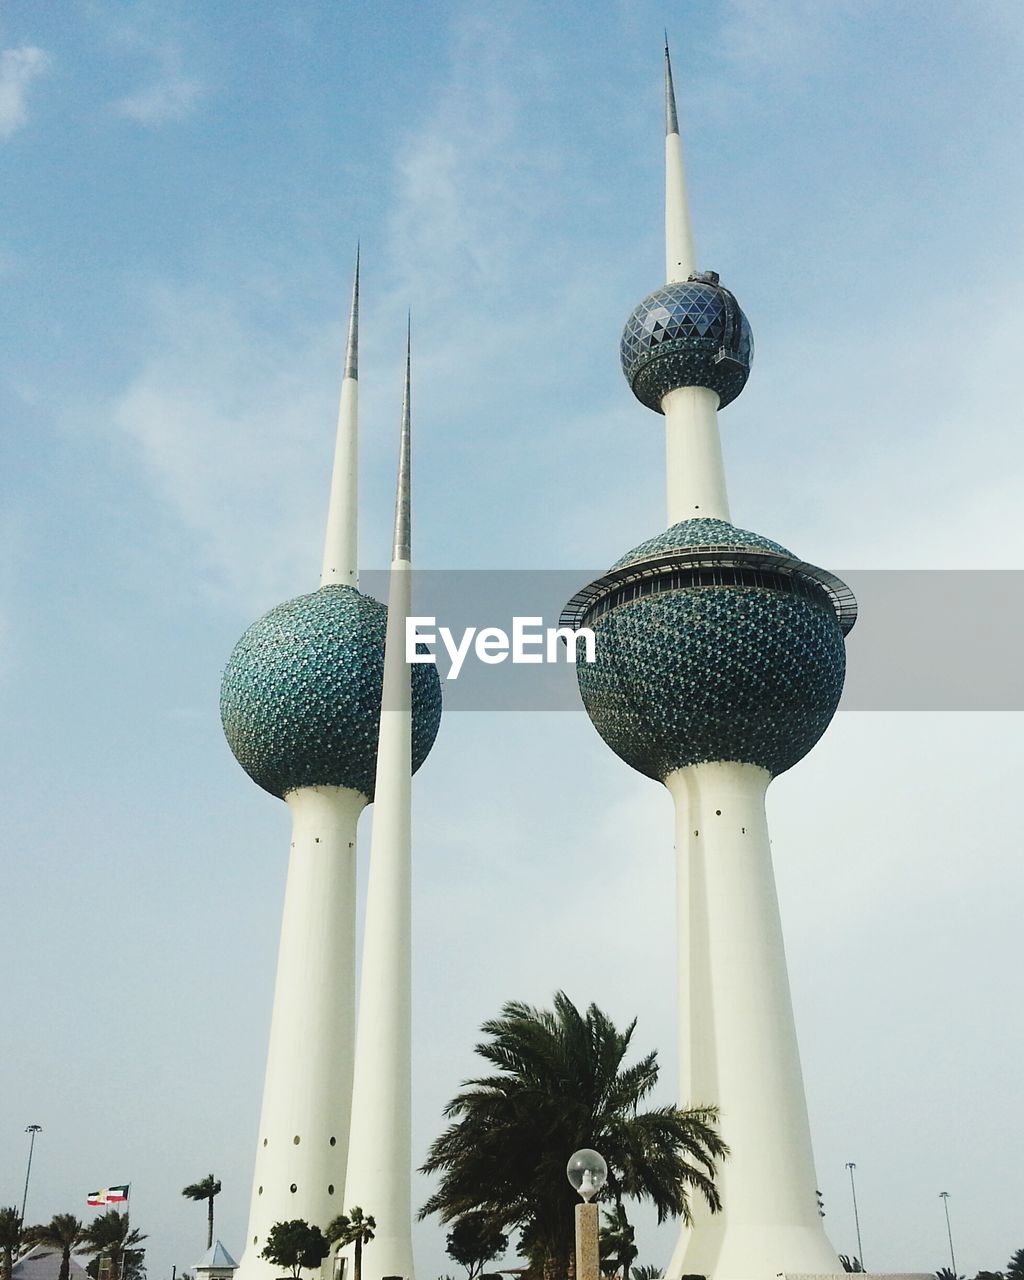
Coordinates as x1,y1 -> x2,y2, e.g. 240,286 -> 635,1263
571,519 -> 853,781
220,584 -> 442,801
621,273 -> 753,412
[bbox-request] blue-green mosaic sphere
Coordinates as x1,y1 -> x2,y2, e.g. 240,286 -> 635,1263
621,279 -> 753,411
577,520 -> 845,781
612,517 -> 789,568
220,585 -> 442,801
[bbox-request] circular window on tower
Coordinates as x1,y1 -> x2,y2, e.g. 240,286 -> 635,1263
290,1183 -> 297,1193
328,1184 -> 335,1195
293,1135 -> 301,1145
329,1136 -> 337,1146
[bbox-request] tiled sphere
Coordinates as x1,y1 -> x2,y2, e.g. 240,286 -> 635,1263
221,584 -> 442,801
577,521 -> 846,781
612,517 -> 790,568
621,280 -> 753,411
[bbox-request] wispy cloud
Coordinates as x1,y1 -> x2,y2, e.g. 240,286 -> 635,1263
0,45 -> 51,140
104,8 -> 203,126
115,61 -> 201,125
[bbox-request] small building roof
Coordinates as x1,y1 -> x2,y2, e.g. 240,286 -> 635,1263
194,1241 -> 238,1272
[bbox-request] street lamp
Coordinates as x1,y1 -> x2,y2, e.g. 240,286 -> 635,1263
940,1192 -> 957,1276
845,1162 -> 864,1269
21,1125 -> 43,1225
567,1149 -> 607,1280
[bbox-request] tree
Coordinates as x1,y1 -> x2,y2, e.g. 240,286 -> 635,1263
181,1177 -> 222,1252
445,1215 -> 507,1280
21,1215 -> 85,1280
630,1267 -> 660,1280
260,1221 -> 329,1280
936,1269 -> 963,1280
599,1205 -> 637,1279
419,992 -> 727,1280
1007,1253 -> 1024,1280
0,1208 -> 21,1280
326,1209 -> 376,1280
839,1258 -> 864,1274
974,1271 -> 1004,1280
80,1211 -> 146,1280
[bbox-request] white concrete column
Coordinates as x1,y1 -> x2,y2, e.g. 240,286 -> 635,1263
342,555 -> 414,1280
663,762 -> 840,1280
235,784 -> 367,1280
663,385 -> 730,523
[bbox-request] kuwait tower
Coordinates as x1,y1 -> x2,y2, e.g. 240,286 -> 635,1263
561,46 -> 857,1280
220,260 -> 442,1280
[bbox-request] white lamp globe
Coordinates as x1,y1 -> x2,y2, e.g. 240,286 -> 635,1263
567,1149 -> 608,1202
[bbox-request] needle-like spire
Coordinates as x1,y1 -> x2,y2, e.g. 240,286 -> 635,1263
664,33 -> 679,136
664,39 -> 696,282
320,248 -> 360,587
392,315 -> 411,563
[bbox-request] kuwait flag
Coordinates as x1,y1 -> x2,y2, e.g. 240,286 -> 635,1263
87,1186 -> 129,1206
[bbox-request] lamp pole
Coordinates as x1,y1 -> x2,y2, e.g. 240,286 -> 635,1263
845,1162 -> 864,1269
21,1125 -> 43,1225
940,1192 -> 957,1276
568,1149 -> 607,1280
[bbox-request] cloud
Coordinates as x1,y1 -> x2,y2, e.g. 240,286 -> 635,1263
114,65 -> 201,125
0,45 -> 51,139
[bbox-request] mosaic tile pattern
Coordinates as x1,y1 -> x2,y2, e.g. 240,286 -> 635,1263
621,280 -> 753,411
220,585 -> 442,801
612,518 -> 791,569
577,584 -> 845,780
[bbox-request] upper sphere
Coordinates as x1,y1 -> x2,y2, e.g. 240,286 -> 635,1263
220,584 -> 442,801
621,276 -> 753,412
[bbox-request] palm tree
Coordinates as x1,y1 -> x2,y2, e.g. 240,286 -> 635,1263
325,1208 -> 376,1280
181,1177 -> 222,1251
0,1208 -> 21,1280
599,1205 -> 637,1279
419,992 -> 727,1280
1007,1253 -> 1024,1280
80,1212 -> 146,1280
21,1215 -> 85,1280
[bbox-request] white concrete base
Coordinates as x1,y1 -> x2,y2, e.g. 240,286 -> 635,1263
234,784 -> 367,1280
664,763 -> 839,1280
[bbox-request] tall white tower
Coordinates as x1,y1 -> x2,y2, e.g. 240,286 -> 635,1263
221,271 -> 442,1280
562,45 -> 857,1280
341,324 -> 418,1280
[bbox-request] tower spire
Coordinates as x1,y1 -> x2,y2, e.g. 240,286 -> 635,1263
320,246 -> 360,587
393,315 -> 411,562
342,326 -> 417,1280
664,39 -> 696,283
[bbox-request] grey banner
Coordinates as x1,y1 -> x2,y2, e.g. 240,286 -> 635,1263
359,570 -> 1024,712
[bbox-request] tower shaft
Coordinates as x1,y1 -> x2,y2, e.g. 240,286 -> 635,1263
663,386 -> 730,521
237,784 -> 367,1280
343,558 -> 414,1280
665,763 -> 839,1280
342,332 -> 416,1280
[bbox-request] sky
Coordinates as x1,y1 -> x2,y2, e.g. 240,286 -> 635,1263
1,2 -> 1023,1280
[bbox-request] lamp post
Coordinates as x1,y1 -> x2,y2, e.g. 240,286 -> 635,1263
567,1149 -> 607,1280
845,1162 -> 864,1269
940,1192 -> 957,1276
21,1125 -> 43,1225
